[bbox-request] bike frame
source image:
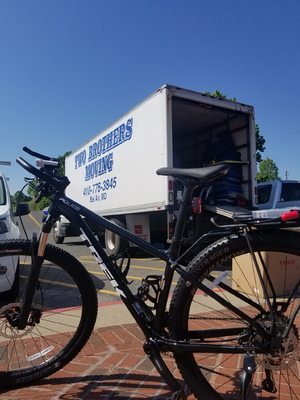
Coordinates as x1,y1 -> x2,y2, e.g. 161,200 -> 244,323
17,182 -> 276,391
42,189 -> 269,340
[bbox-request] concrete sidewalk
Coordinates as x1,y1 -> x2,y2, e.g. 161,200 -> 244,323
3,295 -> 298,399
2,323 -> 188,400
1,301 -> 195,400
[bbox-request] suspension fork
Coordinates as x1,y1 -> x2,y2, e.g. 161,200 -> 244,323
14,225 -> 51,330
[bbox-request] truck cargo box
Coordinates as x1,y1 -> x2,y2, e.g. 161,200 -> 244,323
62,85 -> 256,253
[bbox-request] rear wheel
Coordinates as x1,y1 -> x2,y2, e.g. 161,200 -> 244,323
0,239 -> 98,388
170,230 -> 300,399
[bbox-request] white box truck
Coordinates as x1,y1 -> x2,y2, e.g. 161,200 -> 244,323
55,85 -> 257,256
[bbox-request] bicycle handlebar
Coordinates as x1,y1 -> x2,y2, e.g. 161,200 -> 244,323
16,151 -> 70,193
23,146 -> 58,162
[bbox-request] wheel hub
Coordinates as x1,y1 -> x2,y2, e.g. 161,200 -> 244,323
260,327 -> 299,371
253,313 -> 300,371
0,303 -> 35,338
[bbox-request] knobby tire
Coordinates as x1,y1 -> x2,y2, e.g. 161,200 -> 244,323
0,239 -> 98,388
170,230 -> 300,399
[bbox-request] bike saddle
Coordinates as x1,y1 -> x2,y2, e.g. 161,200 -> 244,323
156,164 -> 228,184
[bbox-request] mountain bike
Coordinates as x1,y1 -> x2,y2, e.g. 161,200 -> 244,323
0,146 -> 299,399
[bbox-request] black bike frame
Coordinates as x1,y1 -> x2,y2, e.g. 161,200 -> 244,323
18,184 -> 276,392
43,190 -> 270,340
19,183 -> 278,394
15,150 -> 299,394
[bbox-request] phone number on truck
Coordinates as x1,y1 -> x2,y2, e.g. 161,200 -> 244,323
83,177 -> 117,196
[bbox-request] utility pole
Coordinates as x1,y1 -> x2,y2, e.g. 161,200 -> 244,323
285,170 -> 289,180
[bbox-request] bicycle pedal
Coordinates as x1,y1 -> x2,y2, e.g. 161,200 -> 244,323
137,275 -> 162,308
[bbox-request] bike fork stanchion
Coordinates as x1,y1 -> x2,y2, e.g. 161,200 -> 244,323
13,233 -> 48,330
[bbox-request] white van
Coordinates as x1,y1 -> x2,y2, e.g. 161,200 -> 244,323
0,172 -> 21,299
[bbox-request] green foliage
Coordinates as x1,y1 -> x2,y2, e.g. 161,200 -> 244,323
256,158 -> 280,182
37,196 -> 51,210
57,151 -> 72,176
24,151 -> 71,210
206,90 -> 237,102
255,124 -> 265,163
12,191 -> 32,204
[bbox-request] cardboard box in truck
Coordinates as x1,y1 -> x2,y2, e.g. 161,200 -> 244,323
56,84 -> 256,256
232,252 -> 300,299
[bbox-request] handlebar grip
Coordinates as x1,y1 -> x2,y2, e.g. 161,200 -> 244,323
16,157 -> 46,180
23,147 -> 57,162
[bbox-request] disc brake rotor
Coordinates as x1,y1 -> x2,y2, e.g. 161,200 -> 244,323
0,303 -> 35,338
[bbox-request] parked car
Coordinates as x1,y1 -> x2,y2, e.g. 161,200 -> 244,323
0,172 -> 22,299
257,180 -> 300,209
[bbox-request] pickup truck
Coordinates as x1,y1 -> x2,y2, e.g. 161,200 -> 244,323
257,180 -> 300,209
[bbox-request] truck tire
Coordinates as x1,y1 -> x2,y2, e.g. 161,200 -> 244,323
53,223 -> 64,244
104,218 -> 128,257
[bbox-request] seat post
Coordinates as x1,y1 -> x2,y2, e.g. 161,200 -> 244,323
168,182 -> 194,260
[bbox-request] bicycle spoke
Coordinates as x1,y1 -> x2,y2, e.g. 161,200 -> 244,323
170,232 -> 300,399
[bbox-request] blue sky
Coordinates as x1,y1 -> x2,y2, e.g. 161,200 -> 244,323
1,0 -> 300,194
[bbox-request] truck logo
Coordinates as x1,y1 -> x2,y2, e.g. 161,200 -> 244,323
73,118 -> 133,183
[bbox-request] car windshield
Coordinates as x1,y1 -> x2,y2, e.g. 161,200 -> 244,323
0,177 -> 7,206
281,182 -> 300,202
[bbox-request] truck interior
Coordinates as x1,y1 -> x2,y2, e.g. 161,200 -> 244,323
171,96 -> 253,210
170,95 -> 254,244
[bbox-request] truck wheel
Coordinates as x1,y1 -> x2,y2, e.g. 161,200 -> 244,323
105,218 -> 128,257
53,224 -> 64,244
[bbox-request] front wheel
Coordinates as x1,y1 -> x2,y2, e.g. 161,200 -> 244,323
170,230 -> 300,399
0,239 -> 98,388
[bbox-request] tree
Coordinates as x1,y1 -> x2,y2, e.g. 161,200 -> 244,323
256,158 -> 280,182
206,91 -> 266,163
12,191 -> 32,204
255,124 -> 265,163
25,151 -> 71,210
57,151 -> 72,176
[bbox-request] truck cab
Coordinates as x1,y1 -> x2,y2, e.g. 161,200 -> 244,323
257,180 -> 300,210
